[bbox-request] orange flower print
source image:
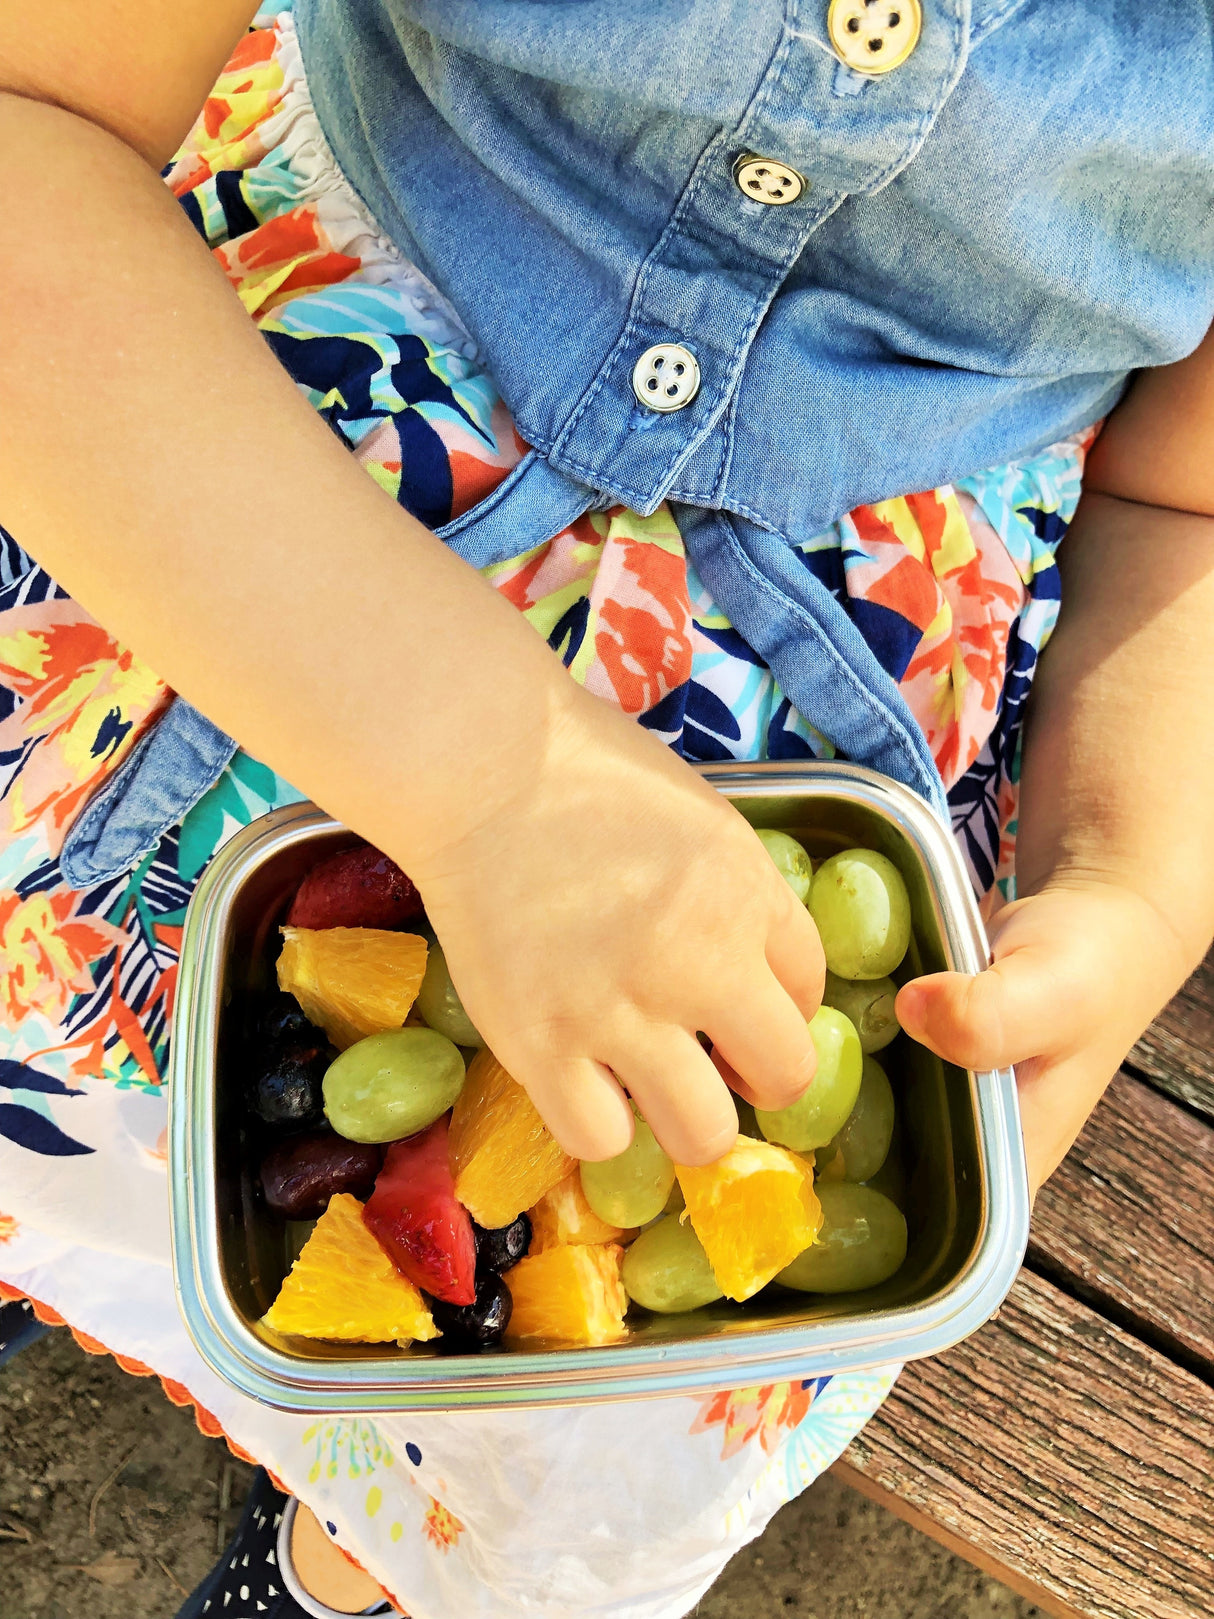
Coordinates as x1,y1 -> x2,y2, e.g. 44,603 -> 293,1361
217,207 -> 361,318
166,27 -> 285,196
690,1381 -> 814,1460
0,1214 -> 18,1244
589,537 -> 693,715
0,602 -> 169,852
421,1496 -> 465,1553
0,888 -> 125,1031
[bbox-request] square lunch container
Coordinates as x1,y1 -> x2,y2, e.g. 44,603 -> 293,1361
169,760 -> 1031,1412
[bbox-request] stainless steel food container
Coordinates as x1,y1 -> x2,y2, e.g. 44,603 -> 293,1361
170,761 -> 1030,1412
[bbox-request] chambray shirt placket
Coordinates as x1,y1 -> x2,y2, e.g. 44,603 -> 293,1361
545,48 -> 844,513
546,1 -> 970,519
539,2 -> 967,815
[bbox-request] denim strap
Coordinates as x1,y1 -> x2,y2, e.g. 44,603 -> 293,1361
56,458 -> 947,889
59,698 -> 238,888
674,504 -> 949,820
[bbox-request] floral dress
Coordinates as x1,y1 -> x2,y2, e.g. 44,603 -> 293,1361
0,12 -> 1091,1618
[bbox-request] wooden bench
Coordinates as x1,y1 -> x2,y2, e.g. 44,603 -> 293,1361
834,952 -> 1214,1619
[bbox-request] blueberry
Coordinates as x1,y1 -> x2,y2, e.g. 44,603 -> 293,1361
431,1275 -> 512,1350
473,1213 -> 531,1279
259,991 -> 321,1046
249,1041 -> 327,1128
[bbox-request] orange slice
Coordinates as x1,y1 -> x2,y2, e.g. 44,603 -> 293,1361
529,1171 -> 636,1253
262,1193 -> 438,1345
503,1243 -> 628,1346
277,926 -> 427,1050
448,1049 -> 574,1227
676,1136 -> 822,1302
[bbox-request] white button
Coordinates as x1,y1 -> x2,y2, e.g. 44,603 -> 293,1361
827,0 -> 922,75
631,343 -> 701,412
733,154 -> 805,206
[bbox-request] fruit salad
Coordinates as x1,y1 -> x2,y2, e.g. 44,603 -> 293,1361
253,832 -> 913,1354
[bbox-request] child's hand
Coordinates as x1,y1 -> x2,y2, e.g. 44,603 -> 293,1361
408,684 -> 825,1167
895,881 -> 1193,1198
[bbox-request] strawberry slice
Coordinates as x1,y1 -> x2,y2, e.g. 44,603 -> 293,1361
287,842 -> 424,930
363,1118 -> 477,1306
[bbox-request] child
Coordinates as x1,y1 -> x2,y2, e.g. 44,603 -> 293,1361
0,3 -> 1211,1615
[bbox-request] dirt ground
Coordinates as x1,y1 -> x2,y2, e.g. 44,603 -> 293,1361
0,1329 -> 1041,1619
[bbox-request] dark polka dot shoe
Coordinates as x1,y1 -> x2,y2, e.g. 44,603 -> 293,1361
0,1299 -> 49,1368
176,1469 -> 399,1619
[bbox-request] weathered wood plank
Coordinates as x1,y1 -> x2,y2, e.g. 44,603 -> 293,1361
842,1270 -> 1214,1619
1128,952 -> 1214,1120
1028,1068 -> 1214,1373
834,1462 -> 1070,1618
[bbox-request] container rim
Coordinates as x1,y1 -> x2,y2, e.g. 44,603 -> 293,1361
169,761 -> 1030,1411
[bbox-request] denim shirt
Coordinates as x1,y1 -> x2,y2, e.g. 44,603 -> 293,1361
60,0 -> 1214,885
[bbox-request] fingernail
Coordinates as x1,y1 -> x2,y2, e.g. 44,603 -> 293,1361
895,984 -> 927,1031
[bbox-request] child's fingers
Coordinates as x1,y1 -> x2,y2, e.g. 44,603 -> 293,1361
705,973 -> 817,1112
610,1024 -> 741,1166
763,891 -> 826,1022
1015,1048 -> 1119,1199
708,1044 -> 761,1108
895,946 -> 1078,1072
522,1056 -> 635,1162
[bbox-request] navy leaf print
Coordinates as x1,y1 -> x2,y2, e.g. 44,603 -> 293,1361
1016,504 -> 1069,555
214,168 -> 259,241
0,1060 -> 80,1097
766,698 -> 817,760
0,1104 -> 94,1156
682,723 -> 740,763
793,543 -> 847,603
91,706 -> 134,762
548,597 -> 590,669
0,523 -> 32,586
395,409 -> 454,530
263,330 -> 382,420
850,598 -> 923,683
177,187 -> 207,242
692,620 -> 767,666
684,682 -> 743,743
637,682 -> 688,740
949,749 -> 999,895
390,339 -> 486,439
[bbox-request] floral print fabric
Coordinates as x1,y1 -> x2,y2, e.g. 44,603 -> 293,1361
0,13 -> 1090,1618
164,12 -> 1092,900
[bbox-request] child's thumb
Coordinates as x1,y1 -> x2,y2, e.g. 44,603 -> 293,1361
895,946 -> 1065,1073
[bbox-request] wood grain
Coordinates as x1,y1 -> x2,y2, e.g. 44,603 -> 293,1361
1028,1069 -> 1214,1374
834,1462 -> 1082,1619
1129,953 -> 1214,1120
843,1270 -> 1214,1619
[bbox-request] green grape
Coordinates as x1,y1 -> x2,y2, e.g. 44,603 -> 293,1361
622,1216 -> 724,1314
323,1028 -> 465,1143
663,1179 -> 686,1216
821,971 -> 900,1053
416,941 -> 484,1048
777,1183 -> 907,1294
808,849 -> 911,979
825,1056 -> 895,1183
812,1142 -> 844,1181
580,1118 -> 675,1227
755,1005 -> 862,1152
864,1146 -> 907,1210
754,828 -> 813,904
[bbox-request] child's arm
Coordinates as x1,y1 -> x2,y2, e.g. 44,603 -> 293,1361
898,327 -> 1214,1195
0,16 -> 823,1166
